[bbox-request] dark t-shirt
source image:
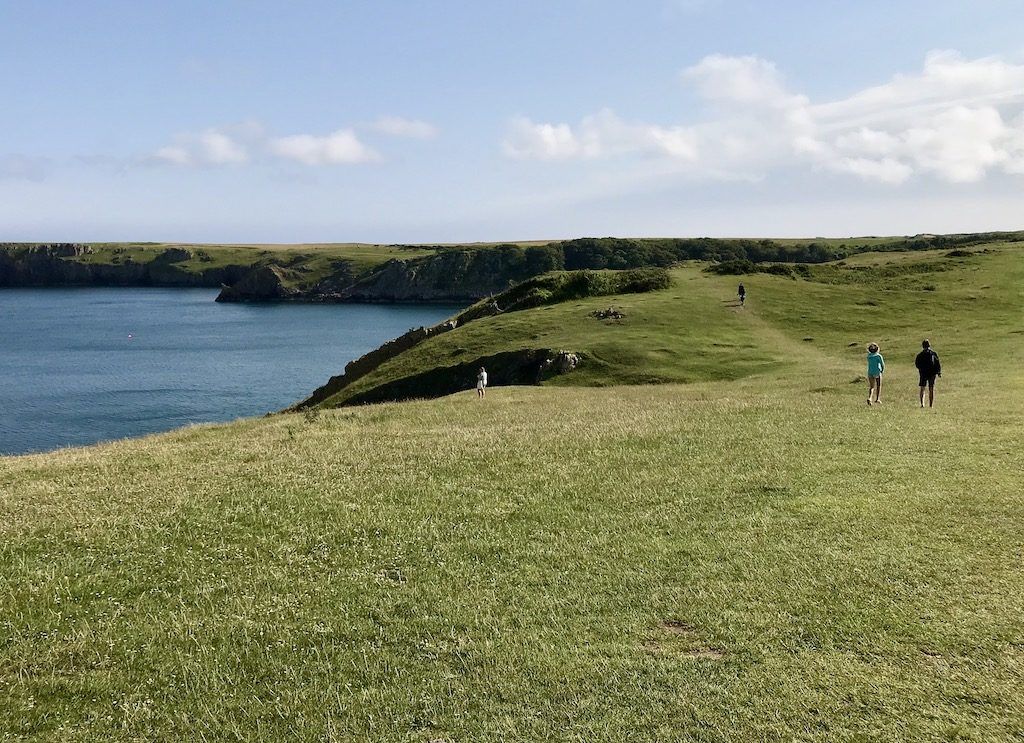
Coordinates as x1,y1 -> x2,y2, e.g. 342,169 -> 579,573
915,349 -> 941,376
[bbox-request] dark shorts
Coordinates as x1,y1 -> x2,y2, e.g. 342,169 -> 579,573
919,372 -> 937,387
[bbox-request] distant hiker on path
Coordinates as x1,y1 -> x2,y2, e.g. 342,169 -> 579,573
866,343 -> 885,405
738,283 -> 746,306
915,339 -> 942,408
476,366 -> 488,398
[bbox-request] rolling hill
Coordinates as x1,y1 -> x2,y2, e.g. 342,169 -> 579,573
1,241 -> 1022,740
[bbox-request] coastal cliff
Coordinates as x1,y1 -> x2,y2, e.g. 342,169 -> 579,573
4,232 -> 1022,304
0,242 -> 538,303
0,244 -> 249,288
339,245 -> 558,302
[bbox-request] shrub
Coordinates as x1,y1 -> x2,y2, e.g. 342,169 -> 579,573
704,259 -> 758,275
455,268 -> 671,325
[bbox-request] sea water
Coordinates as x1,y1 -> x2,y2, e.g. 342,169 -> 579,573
0,288 -> 462,455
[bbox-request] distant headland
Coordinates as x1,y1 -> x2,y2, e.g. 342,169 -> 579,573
3,232 -> 1022,304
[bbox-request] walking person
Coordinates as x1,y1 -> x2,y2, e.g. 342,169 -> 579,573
866,343 -> 884,405
476,366 -> 488,398
738,283 -> 746,306
915,339 -> 942,408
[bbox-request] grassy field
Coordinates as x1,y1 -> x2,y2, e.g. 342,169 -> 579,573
1,245 -> 1022,740
317,244 -> 1022,405
58,240 -> 564,274
69,242 -> 442,277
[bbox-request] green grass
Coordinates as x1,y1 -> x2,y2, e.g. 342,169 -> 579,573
63,241 -> 565,276
67,242 -> 442,278
1,245 -> 1023,740
8,233 -> 1024,298
19,241 -> 559,292
320,245 -> 1023,405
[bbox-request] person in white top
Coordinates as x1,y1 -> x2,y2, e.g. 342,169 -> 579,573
476,367 -> 488,398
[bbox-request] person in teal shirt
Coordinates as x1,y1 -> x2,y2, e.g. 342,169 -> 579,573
866,343 -> 885,405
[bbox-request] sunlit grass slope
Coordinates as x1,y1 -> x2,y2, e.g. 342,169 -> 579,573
319,244 -> 1023,406
1,246 -> 1022,741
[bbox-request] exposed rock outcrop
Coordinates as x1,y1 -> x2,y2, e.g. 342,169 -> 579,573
215,260 -> 357,302
27,243 -> 93,257
540,351 -> 582,375
0,244 -> 247,288
343,247 -> 543,302
0,244 -> 94,285
215,265 -> 301,302
152,246 -> 192,263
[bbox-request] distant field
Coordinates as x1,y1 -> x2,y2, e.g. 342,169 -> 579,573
70,240 -> 562,274
0,244 -> 1022,740
5,232 -> 1023,301
73,241 -> 441,275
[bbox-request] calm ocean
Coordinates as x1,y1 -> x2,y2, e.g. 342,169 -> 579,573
0,288 -> 462,455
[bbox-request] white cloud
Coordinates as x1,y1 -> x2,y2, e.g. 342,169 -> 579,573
152,145 -> 192,166
900,106 -> 1007,182
807,104 -> 1018,185
812,50 -> 1024,130
827,157 -> 913,185
834,128 -> 901,157
370,116 -> 438,139
269,129 -> 379,165
198,130 -> 249,164
504,118 -> 580,160
682,54 -> 799,107
152,123 -> 259,167
1004,113 -> 1024,174
504,109 -> 697,161
149,118 -> 436,168
504,50 -> 1024,186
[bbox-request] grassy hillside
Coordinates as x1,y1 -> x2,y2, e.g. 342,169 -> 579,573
1,245 -> 1022,740
314,243 -> 1023,406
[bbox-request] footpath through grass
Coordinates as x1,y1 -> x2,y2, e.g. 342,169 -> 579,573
319,244 -> 1023,405
1,246 -> 1022,741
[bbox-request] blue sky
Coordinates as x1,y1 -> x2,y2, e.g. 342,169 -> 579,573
2,0 -> 1023,242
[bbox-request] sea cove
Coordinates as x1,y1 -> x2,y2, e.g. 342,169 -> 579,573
0,288 -> 460,454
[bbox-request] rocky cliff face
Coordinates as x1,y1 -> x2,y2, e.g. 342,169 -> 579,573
294,319 -> 459,408
214,261 -> 356,303
0,244 -> 94,285
1,243 -> 553,303
216,248 -> 527,303
214,265 -> 301,302
343,248 -> 543,302
0,244 -> 248,288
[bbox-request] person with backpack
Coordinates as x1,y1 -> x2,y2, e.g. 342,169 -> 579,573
915,339 -> 942,408
738,283 -> 746,306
